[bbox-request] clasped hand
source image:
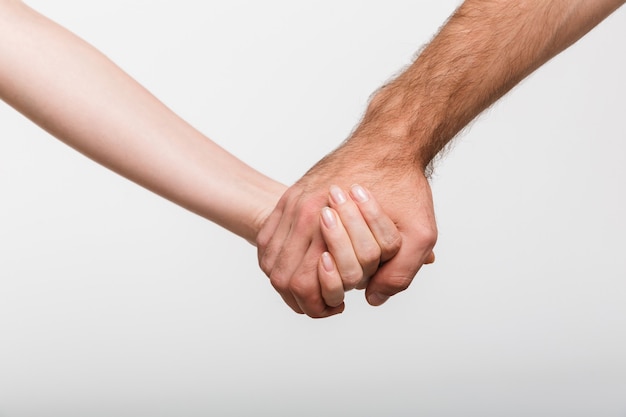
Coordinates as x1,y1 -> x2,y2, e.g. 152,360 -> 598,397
257,142 -> 438,318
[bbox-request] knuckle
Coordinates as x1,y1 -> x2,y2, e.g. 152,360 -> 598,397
384,274 -> 415,294
355,278 -> 370,290
386,232 -> 403,253
308,308 -> 330,319
256,230 -> 271,250
269,270 -> 289,293
358,244 -> 382,267
325,293 -> 344,309
287,278 -> 330,319
417,226 -> 438,249
259,255 -> 273,277
380,233 -> 402,260
288,276 -> 313,299
258,246 -> 278,276
341,269 -> 363,290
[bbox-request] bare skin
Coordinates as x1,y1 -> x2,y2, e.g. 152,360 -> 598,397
258,0 -> 625,318
0,0 -> 403,314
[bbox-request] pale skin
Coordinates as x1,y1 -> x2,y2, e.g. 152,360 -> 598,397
258,0 -> 625,317
0,0 -> 407,314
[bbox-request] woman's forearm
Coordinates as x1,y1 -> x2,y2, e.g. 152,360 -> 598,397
0,0 -> 285,242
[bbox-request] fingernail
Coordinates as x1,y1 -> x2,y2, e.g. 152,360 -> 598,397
321,207 -> 337,228
367,292 -> 389,306
321,252 -> 335,272
350,184 -> 369,203
329,185 -> 347,205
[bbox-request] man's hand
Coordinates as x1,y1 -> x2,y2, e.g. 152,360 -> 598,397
258,0 -> 624,318
257,134 -> 437,318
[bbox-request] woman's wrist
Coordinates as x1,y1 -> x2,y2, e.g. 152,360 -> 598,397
244,178 -> 287,245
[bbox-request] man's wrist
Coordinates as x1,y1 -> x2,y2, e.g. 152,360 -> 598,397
346,85 -> 438,175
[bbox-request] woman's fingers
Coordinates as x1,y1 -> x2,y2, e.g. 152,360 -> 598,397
318,251 -> 345,308
327,185 -> 382,285
347,184 -> 402,263
320,206 -> 364,291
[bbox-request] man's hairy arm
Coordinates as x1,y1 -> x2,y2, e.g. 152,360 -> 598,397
366,0 -> 625,171
258,0 -> 624,318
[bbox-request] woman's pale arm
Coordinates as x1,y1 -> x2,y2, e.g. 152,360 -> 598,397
0,1 -> 410,316
0,0 -> 286,242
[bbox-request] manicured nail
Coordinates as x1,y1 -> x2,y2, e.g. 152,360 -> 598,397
350,184 -> 369,203
367,292 -> 389,306
329,185 -> 347,205
321,252 -> 335,272
321,207 -> 337,228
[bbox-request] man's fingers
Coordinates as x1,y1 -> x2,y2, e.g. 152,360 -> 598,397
348,184 -> 402,262
365,261 -> 417,306
268,228 -> 314,310
257,204 -> 306,314
365,229 -> 436,306
425,251 -> 435,264
276,292 -> 305,315
290,237 -> 344,318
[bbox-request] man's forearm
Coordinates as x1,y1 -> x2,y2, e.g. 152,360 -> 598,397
354,0 -> 624,172
255,0 -> 622,314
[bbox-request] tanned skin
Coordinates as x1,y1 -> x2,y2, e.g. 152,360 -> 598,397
257,0 -> 625,318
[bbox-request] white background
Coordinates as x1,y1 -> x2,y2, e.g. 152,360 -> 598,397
1,1 -> 625,416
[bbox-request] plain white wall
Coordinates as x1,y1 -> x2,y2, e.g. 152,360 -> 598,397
1,1 -> 625,416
